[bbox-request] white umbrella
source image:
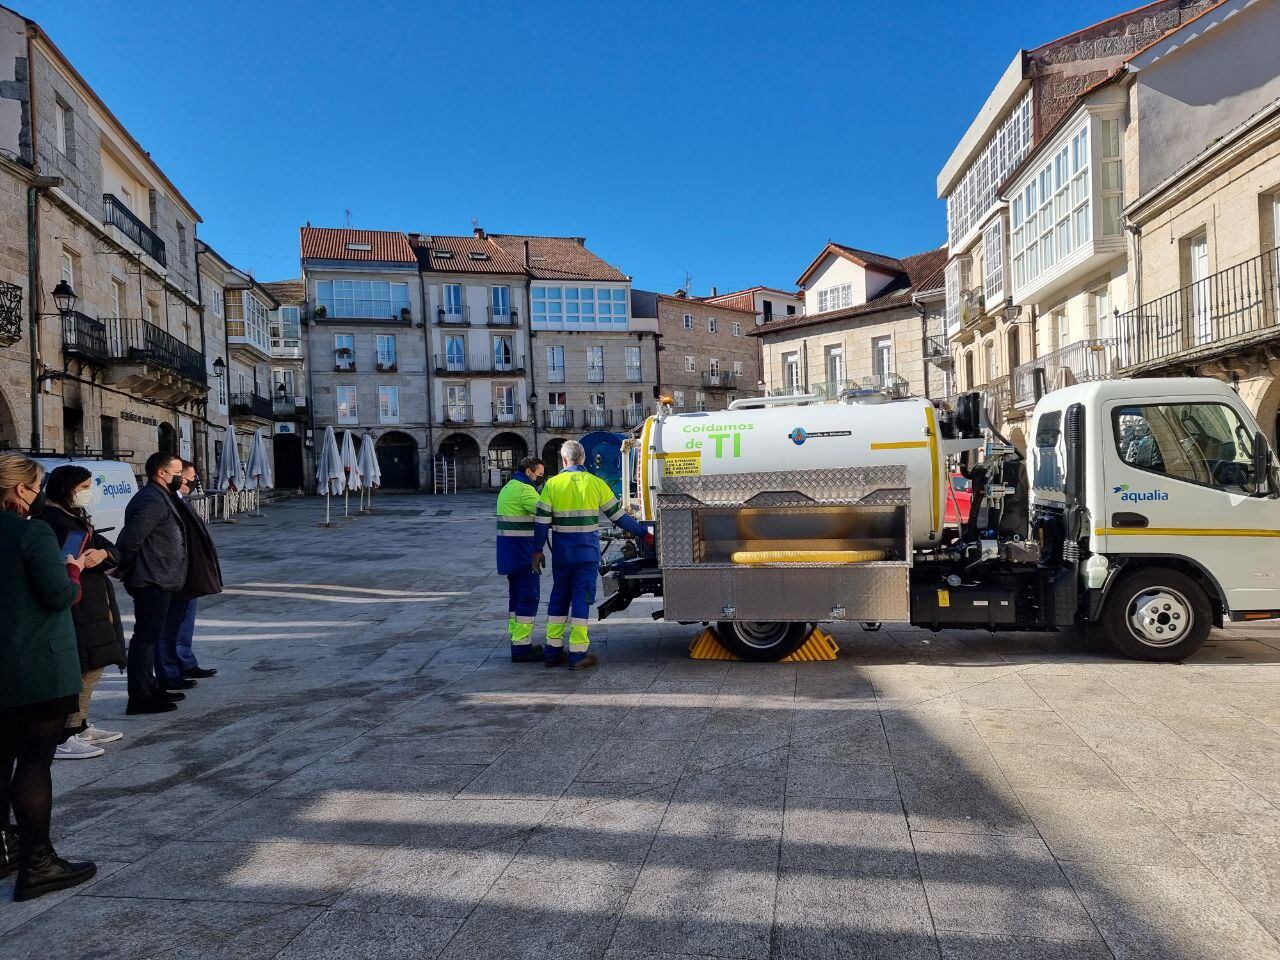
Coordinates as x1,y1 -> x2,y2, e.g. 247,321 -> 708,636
244,428 -> 273,490
340,430 -> 363,518
316,426 -> 344,526
357,432 -> 381,513
215,423 -> 244,492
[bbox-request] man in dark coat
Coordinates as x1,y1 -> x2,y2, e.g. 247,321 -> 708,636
155,461 -> 222,684
115,452 -> 187,714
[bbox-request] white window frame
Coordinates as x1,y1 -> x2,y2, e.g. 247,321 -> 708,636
982,217 -> 1005,306
532,285 -> 627,330
685,355 -> 696,373
377,385 -> 400,424
733,360 -> 743,376
707,317 -> 717,333
316,279 -> 411,319
55,99 -> 71,155
625,345 -> 641,382
732,321 -> 742,337
683,313 -> 693,330
1099,117 -> 1123,238
110,277 -> 126,318
376,334 -> 397,369
782,351 -> 801,394
494,383 -> 517,422
872,336 -> 893,379
1011,117 -> 1092,296
546,344 -> 565,382
946,90 -> 1033,248
587,345 -> 604,383
816,283 -> 853,313
336,385 -> 359,424
334,333 -> 356,370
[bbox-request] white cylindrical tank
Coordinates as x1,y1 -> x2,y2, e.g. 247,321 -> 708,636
634,397 -> 945,547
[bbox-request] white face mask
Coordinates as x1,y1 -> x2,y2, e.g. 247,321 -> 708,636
71,489 -> 93,510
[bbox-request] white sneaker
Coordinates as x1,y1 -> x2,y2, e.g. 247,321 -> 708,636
82,723 -> 123,745
54,735 -> 105,760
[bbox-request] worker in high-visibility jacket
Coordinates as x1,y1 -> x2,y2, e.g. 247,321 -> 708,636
495,456 -> 547,662
532,439 -> 650,669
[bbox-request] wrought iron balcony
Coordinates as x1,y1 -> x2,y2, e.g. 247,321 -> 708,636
433,353 -> 525,375
272,397 -> 308,419
587,366 -> 605,384
435,305 -> 471,326
810,379 -> 856,400
702,371 -> 739,390
103,194 -> 166,266
542,408 -> 573,430
1013,338 -> 1118,408
441,403 -> 474,424
491,402 -> 523,424
1115,246 -> 1280,373
62,310 -> 109,363
981,374 -> 1013,419
230,392 -> 273,420
581,408 -> 613,429
487,306 -> 519,327
625,364 -> 643,383
621,405 -> 650,427
103,317 -> 207,384
0,280 -> 21,346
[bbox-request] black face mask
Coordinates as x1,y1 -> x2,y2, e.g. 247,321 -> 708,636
167,476 -> 184,493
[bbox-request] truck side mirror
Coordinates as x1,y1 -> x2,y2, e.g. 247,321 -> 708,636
1253,431 -> 1274,496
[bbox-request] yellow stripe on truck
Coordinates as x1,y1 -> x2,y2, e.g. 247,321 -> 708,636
869,440 -> 928,450
924,404 -> 940,534
1096,527 -> 1280,538
639,415 -> 655,522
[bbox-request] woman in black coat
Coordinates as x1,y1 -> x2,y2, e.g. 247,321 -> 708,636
36,466 -> 127,759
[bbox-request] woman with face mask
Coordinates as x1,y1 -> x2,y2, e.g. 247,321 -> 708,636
35,466 -> 128,760
0,453 -> 97,901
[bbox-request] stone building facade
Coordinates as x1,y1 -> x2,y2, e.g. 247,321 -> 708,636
261,278 -> 310,491
0,9 -> 209,476
650,291 -> 760,412
754,243 -> 949,403
301,227 -> 429,491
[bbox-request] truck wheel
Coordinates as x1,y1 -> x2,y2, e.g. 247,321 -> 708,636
715,621 -> 811,662
1099,567 -> 1211,662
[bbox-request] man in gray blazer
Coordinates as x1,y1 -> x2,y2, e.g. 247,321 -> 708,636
116,452 -> 189,714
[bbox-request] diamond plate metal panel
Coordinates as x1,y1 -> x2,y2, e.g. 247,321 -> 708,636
658,509 -> 696,567
662,466 -> 908,506
665,566 -> 910,623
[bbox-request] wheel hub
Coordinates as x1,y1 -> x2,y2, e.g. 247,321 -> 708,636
1128,588 -> 1191,647
732,621 -> 788,650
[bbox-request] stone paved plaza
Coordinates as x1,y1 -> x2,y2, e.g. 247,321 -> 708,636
2,494 -> 1279,959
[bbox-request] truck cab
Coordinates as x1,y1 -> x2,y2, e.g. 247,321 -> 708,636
1030,378 -> 1280,659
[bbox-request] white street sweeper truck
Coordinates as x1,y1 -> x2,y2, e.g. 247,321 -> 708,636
597,377 -> 1280,662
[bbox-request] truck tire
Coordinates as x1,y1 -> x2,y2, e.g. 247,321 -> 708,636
715,621 -> 811,662
1098,567 -> 1212,662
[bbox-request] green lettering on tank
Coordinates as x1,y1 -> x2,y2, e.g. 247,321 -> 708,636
707,430 -> 745,458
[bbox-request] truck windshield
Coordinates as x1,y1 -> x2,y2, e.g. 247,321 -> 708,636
1114,402 -> 1259,494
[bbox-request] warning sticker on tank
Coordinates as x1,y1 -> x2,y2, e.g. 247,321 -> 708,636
660,452 -> 702,476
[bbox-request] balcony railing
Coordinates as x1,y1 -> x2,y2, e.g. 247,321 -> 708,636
433,353 -> 525,375
487,306 -> 519,327
924,336 -> 953,368
542,408 -> 574,430
810,379 -> 856,400
271,342 -> 303,359
0,279 -> 21,346
547,366 -> 566,383
99,317 -> 207,384
982,374 -> 1013,419
1013,338 -> 1119,408
491,402 -> 523,424
587,366 -> 605,383
581,408 -> 613,429
230,392 -> 273,420
1116,246 -> 1280,373
702,371 -> 740,390
103,194 -> 166,266
442,403 -> 474,424
621,405 -> 650,427
62,310 -> 109,363
625,364 -> 643,383
435,305 -> 471,326
272,398 -> 309,419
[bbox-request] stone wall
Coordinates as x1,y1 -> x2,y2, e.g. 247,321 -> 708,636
656,297 -> 761,411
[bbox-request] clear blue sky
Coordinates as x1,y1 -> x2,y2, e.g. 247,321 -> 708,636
21,0 -> 1128,294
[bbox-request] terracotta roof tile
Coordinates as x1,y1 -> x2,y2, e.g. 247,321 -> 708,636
261,278 -> 305,304
300,227 -> 415,263
489,235 -> 629,282
656,293 -> 757,316
753,246 -> 947,337
409,234 -> 525,274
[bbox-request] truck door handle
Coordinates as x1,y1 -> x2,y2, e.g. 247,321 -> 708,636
1111,512 -> 1148,528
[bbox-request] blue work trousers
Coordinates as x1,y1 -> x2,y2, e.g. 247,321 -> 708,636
546,562 -> 597,652
154,596 -> 196,682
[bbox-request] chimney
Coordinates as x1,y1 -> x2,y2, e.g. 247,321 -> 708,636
523,240 -> 530,267
711,286 -> 718,296
473,225 -> 485,239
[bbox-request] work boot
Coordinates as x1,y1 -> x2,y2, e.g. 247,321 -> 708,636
0,826 -> 17,879
544,646 -> 567,668
567,652 -> 599,671
511,643 -> 544,663
12,845 -> 96,902
126,697 -> 178,715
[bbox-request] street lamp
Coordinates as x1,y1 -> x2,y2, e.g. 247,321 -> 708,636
212,357 -> 226,378
1002,298 -> 1020,324
51,280 -> 76,315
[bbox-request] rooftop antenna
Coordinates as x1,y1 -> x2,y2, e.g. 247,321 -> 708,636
470,216 -> 479,230
344,208 -> 352,227
683,269 -> 693,295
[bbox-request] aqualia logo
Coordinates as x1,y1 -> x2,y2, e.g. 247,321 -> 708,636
95,474 -> 134,499
1112,483 -> 1169,503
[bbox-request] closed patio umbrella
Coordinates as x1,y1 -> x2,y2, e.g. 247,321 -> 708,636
357,432 -> 381,513
340,430 -> 363,518
316,425 -> 344,527
213,423 -> 245,522
241,428 -> 272,517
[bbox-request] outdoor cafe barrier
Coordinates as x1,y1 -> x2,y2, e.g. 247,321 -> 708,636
188,488 -> 261,524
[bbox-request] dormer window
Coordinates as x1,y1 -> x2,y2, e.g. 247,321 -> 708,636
434,250 -> 454,259
345,242 -> 372,252
816,283 -> 853,313
468,251 -> 489,261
